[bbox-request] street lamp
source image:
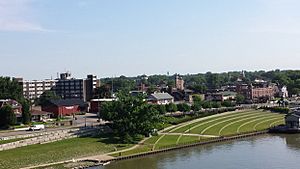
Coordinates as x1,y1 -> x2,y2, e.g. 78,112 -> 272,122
84,115 -> 87,128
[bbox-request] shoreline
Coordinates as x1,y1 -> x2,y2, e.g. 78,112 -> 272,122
94,130 -> 268,167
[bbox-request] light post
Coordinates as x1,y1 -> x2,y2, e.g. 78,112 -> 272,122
84,115 -> 87,128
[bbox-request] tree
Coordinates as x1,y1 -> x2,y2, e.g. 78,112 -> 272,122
222,100 -> 235,107
192,95 -> 203,111
155,104 -> 167,114
146,85 -> 157,95
0,77 -> 23,101
20,99 -> 31,124
202,101 -> 213,109
100,92 -> 161,143
94,85 -> 111,98
166,103 -> 177,112
236,94 -> 245,104
211,101 -> 222,108
177,103 -> 191,112
36,91 -> 60,106
0,105 -> 16,128
192,102 -> 202,111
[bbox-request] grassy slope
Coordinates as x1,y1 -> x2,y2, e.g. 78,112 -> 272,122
118,110 -> 285,157
0,136 -> 132,169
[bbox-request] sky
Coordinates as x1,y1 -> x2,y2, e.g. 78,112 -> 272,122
0,0 -> 300,80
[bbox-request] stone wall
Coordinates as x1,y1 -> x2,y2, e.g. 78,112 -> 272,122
0,127 -> 98,151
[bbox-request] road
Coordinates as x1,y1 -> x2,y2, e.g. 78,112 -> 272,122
0,113 -> 101,138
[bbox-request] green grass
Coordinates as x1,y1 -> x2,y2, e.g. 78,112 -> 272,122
172,110 -> 258,133
112,145 -> 152,157
0,135 -> 133,169
177,136 -> 200,144
155,135 -> 179,149
172,110 -> 284,136
112,109 -> 285,158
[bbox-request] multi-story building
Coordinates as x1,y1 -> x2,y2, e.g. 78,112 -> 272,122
16,72 -> 100,102
175,74 -> 184,90
236,80 -> 279,103
54,72 -> 100,101
15,78 -> 57,102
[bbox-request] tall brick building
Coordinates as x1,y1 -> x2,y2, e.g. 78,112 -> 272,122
236,80 -> 279,103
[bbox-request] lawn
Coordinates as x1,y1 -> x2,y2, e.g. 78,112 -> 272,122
117,109 -> 285,157
0,135 -> 133,169
171,110 -> 258,133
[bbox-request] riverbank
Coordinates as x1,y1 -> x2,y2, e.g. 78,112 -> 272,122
95,134 -> 300,169
2,109 -> 284,169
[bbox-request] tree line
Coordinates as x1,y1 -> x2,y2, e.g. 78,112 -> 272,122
99,70 -> 300,96
0,77 -> 31,128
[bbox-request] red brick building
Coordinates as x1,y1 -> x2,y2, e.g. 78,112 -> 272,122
89,98 -> 115,113
236,81 -> 278,103
42,99 -> 87,117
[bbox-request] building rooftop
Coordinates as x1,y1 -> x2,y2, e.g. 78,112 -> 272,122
150,93 -> 174,100
49,99 -> 86,107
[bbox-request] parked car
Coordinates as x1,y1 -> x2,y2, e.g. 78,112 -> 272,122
29,124 -> 45,131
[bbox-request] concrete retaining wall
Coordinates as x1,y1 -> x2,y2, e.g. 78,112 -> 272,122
0,127 -> 98,151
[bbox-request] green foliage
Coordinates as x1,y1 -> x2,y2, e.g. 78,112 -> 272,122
101,76 -> 136,92
155,104 -> 167,114
262,107 -> 290,114
20,100 -> 31,124
192,102 -> 202,111
36,91 -> 60,106
0,77 -> 23,101
146,85 -> 157,95
211,101 -> 222,108
177,103 -> 191,112
221,100 -> 235,107
236,94 -> 245,104
0,105 -> 16,128
166,103 -> 177,112
94,85 -> 112,98
100,92 -> 161,143
202,101 -> 213,109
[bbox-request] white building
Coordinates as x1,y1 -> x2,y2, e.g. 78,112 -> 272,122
16,78 -> 57,102
280,86 -> 289,98
148,93 -> 174,105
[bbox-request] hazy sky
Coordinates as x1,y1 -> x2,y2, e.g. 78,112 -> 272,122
0,0 -> 300,80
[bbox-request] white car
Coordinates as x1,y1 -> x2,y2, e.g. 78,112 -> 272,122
29,124 -> 45,131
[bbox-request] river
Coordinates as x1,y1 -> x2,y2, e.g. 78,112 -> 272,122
92,134 -> 300,169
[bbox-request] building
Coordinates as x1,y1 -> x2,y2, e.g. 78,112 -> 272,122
236,80 -> 278,103
54,72 -> 100,101
16,72 -> 100,102
285,114 -> 300,129
89,98 -> 115,117
175,74 -> 184,90
41,99 -> 87,117
148,93 -> 174,105
280,86 -> 289,98
31,109 -> 53,122
15,78 -> 57,102
0,99 -> 23,121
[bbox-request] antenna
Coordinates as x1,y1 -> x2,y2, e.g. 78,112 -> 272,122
111,76 -> 114,97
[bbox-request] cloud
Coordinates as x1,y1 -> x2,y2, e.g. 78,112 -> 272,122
0,0 -> 49,32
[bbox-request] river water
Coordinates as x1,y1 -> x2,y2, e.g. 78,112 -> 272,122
92,134 -> 300,169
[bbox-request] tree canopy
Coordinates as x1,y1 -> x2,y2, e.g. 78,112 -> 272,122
0,105 -> 16,128
0,77 -> 23,101
100,92 -> 161,143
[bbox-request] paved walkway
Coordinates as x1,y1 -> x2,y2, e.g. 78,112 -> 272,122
160,132 -> 219,138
